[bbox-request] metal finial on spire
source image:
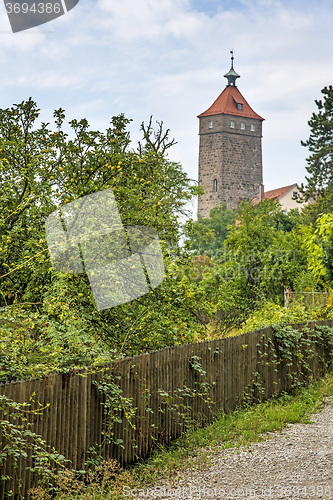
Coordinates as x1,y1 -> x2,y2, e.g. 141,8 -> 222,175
224,50 -> 240,87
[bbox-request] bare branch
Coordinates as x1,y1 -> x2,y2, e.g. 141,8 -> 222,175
139,116 -> 177,156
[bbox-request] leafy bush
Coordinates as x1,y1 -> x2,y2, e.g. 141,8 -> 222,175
237,301 -> 313,334
0,305 -> 118,382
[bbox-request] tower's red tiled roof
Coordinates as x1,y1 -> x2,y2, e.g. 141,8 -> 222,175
252,184 -> 298,204
198,85 -> 264,121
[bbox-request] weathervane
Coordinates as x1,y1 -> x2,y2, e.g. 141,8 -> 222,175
224,49 -> 240,86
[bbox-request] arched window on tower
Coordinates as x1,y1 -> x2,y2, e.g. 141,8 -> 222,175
213,178 -> 217,193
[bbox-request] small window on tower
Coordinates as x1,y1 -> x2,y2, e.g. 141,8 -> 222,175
213,179 -> 217,192
237,103 -> 243,111
293,191 -> 298,199
208,121 -> 213,129
230,120 -> 235,129
251,124 -> 255,132
241,122 -> 245,130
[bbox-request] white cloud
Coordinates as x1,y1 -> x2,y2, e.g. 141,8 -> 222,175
96,0 -> 207,42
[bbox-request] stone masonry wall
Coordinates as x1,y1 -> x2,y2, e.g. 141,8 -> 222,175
198,114 -> 263,217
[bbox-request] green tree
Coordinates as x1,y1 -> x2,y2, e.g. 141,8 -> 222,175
194,199 -> 308,333
184,204 -> 235,255
303,212 -> 333,284
0,99 -> 204,355
301,85 -> 333,199
299,184 -> 333,226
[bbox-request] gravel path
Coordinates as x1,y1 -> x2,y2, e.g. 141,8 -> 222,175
149,400 -> 333,500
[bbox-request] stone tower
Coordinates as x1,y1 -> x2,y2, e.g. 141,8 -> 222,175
198,54 -> 264,217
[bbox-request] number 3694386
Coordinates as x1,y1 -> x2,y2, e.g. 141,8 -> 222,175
5,3 -> 62,14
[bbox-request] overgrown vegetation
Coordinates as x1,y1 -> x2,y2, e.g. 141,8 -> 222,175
28,373 -> 333,500
2,89 -> 333,376
2,84 -> 333,497
0,100 -> 206,375
0,305 -> 118,382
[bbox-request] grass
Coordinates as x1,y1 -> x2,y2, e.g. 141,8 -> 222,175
30,372 -> 333,500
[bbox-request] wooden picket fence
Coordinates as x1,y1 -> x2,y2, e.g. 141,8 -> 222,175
1,319 -> 333,499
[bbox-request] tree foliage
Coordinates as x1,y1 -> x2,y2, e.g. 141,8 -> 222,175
0,99 -> 204,362
3,87 -> 333,375
303,211 -> 333,284
184,204 -> 235,255
301,85 -> 333,199
185,199 -> 310,334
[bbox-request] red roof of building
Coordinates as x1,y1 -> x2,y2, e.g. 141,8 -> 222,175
252,184 -> 298,204
198,85 -> 264,121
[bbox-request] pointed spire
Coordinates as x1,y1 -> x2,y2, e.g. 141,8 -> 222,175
224,50 -> 240,87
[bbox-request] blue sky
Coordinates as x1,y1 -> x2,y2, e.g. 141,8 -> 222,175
1,0 -> 333,217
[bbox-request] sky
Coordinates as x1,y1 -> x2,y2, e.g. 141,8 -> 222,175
1,0 -> 333,218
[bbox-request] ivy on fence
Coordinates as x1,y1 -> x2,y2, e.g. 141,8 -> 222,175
0,394 -> 69,497
253,323 -> 333,397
